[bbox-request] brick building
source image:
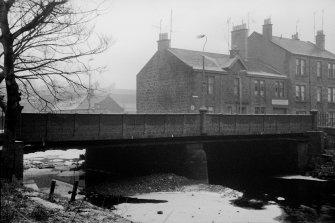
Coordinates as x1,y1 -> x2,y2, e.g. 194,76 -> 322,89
243,18 -> 335,114
137,32 -> 289,114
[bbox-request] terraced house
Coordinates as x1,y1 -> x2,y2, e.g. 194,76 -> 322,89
137,19 -> 335,115
245,18 -> 335,114
137,32 -> 288,114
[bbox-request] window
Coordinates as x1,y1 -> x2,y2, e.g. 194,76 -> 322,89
260,80 -> 265,96
328,87 -> 335,103
227,106 -> 232,114
275,81 -> 285,98
254,80 -> 259,96
255,107 -> 265,114
295,85 -> 305,101
329,112 -> 335,126
254,80 -> 265,97
234,78 -> 240,96
317,87 -> 322,102
317,61 -> 322,78
301,60 -> 305,75
237,105 -> 246,114
207,76 -> 214,94
328,63 -> 335,79
296,58 -> 306,76
328,87 -> 332,102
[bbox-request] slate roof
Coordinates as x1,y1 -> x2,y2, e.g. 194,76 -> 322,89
168,48 -> 240,72
55,94 -> 124,113
252,32 -> 335,59
246,58 -> 287,79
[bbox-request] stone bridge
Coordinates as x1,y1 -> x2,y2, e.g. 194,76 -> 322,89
1,110 -> 324,182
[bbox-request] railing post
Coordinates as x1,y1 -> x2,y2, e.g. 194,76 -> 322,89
310,109 -> 318,131
199,107 -> 208,135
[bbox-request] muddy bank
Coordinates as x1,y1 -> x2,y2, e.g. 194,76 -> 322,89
0,180 -> 131,223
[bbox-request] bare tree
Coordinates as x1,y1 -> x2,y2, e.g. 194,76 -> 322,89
0,0 -> 110,179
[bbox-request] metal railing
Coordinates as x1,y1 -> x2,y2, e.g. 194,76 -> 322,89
317,113 -> 335,127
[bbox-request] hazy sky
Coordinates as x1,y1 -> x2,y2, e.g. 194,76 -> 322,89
90,0 -> 335,90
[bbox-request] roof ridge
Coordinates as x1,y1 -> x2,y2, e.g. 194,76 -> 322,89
169,47 -> 229,56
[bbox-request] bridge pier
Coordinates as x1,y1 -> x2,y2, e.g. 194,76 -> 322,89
182,143 -> 208,183
305,131 -> 324,155
297,143 -> 309,172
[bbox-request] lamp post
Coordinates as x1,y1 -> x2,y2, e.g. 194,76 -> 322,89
197,34 -> 207,111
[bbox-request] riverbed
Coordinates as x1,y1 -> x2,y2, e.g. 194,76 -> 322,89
23,149 -> 335,223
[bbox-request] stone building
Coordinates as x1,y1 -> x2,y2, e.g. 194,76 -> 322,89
137,32 -> 289,114
55,94 -> 124,114
243,18 -> 335,114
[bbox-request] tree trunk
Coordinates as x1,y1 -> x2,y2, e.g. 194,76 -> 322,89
1,2 -> 23,180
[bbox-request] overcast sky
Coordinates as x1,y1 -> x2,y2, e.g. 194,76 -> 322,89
90,0 -> 335,90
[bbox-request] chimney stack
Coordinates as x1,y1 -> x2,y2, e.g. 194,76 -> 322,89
262,18 -> 272,40
231,23 -> 248,60
291,32 -> 299,40
157,33 -> 170,51
230,48 -> 240,58
315,30 -> 325,50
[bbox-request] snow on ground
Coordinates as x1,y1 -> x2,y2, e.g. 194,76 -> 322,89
114,186 -> 283,223
277,175 -> 327,182
25,149 -> 85,160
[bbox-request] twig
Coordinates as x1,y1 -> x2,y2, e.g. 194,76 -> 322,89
12,207 -> 34,223
69,197 -> 86,223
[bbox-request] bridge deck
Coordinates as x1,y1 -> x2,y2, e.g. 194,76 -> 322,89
14,113 -> 314,144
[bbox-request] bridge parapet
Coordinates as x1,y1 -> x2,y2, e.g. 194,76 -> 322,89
15,112 -> 314,144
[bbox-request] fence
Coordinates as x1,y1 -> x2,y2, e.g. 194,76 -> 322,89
317,113 -> 335,127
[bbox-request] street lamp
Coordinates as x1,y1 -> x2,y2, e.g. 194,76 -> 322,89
197,34 -> 207,111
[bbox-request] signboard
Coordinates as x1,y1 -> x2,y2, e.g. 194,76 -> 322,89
272,99 -> 289,106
